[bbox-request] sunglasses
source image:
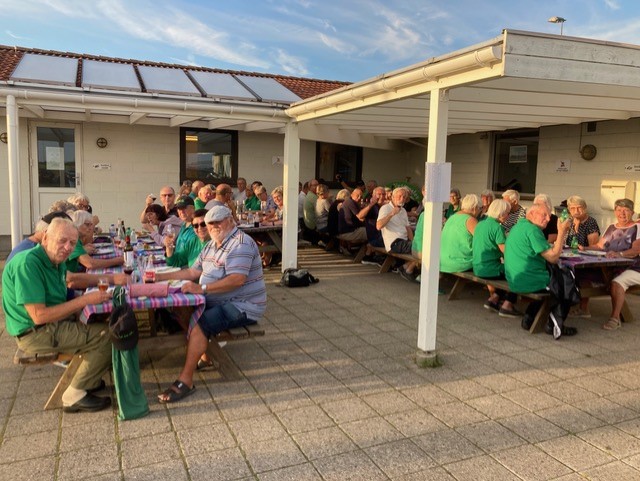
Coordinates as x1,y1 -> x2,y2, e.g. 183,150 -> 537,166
192,221 -> 207,229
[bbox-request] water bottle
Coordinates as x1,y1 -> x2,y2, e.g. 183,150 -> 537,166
109,223 -> 116,239
560,208 -> 570,222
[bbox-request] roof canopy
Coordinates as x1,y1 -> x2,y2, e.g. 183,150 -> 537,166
287,30 -> 640,149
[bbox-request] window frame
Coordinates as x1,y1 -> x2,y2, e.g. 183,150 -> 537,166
315,141 -> 363,189
491,128 -> 539,197
179,127 -> 239,185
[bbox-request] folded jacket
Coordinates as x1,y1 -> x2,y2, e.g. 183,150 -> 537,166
129,282 -> 169,298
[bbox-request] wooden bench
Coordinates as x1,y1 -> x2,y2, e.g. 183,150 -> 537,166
369,246 -> 421,274
13,350 -> 83,410
446,271 -> 551,334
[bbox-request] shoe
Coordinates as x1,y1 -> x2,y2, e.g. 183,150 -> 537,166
483,300 -> 500,312
544,323 -> 578,337
63,394 -> 111,413
391,267 -> 400,274
602,317 -> 621,331
399,267 -> 415,282
568,307 -> 591,318
415,275 -> 421,283
361,255 -> 379,266
499,307 -> 523,318
521,316 -> 533,330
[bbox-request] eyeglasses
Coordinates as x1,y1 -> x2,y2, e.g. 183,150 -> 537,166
160,193 -> 174,197
192,221 -> 207,229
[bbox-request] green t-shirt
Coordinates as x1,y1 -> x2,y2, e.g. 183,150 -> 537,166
412,212 -> 424,253
303,191 -> 318,229
167,236 -> 208,268
175,223 -> 196,254
65,240 -> 87,273
2,244 -> 68,336
194,198 -> 206,210
244,196 -> 260,211
472,217 -> 506,278
440,213 -> 473,273
505,218 -> 550,293
444,203 -> 460,220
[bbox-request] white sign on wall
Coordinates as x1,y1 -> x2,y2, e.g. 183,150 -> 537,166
45,147 -> 64,170
272,155 -> 283,165
624,164 -> 640,172
555,159 -> 571,172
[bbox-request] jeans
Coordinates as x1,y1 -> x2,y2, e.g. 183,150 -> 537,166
198,301 -> 255,338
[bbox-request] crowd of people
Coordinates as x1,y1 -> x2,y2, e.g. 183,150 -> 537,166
441,188 -> 640,337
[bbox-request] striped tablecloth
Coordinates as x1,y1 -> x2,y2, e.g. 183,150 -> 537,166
80,289 -> 206,334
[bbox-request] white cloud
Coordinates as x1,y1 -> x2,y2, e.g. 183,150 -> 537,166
319,33 -> 354,54
272,48 -> 309,76
604,0 -> 620,10
6,30 -> 31,40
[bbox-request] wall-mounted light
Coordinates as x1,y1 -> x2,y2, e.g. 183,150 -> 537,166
548,16 -> 566,35
0,132 -> 7,143
96,137 -> 108,148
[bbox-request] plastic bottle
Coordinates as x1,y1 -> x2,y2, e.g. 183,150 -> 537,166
571,236 -> 579,254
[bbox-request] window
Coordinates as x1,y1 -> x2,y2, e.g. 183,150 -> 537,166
180,128 -> 238,184
316,142 -> 362,188
492,129 -> 539,195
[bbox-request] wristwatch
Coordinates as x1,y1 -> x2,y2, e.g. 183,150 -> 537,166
200,283 -> 207,293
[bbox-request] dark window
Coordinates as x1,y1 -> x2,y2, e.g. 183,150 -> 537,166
316,142 -> 362,188
492,129 -> 539,195
180,128 -> 238,184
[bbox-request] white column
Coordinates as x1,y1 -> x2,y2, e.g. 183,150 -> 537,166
7,95 -> 22,248
416,88 -> 449,365
281,121 -> 300,271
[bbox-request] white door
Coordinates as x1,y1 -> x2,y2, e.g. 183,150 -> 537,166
30,122 -> 83,223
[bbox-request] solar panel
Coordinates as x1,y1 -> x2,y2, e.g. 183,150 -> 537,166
82,60 -> 140,91
235,75 -> 301,103
189,71 -> 257,101
11,53 -> 78,86
137,66 -> 201,96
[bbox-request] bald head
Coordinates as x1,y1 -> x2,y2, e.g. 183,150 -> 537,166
527,204 -> 551,229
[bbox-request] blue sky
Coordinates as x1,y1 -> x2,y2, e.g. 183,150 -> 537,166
0,0 -> 637,82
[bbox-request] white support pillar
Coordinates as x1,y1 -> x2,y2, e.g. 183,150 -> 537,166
416,88 -> 449,366
281,121 -> 300,271
7,95 -> 22,248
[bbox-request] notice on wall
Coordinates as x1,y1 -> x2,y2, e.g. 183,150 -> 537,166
45,147 -> 64,170
509,145 -> 527,163
424,162 -> 451,203
272,155 -> 283,165
555,159 -> 571,172
624,164 -> 640,172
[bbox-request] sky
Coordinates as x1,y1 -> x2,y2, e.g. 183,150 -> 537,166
0,0 -> 638,82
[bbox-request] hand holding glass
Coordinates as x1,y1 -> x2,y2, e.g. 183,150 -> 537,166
97,277 -> 109,292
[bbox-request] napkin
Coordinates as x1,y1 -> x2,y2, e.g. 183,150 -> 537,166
129,282 -> 169,298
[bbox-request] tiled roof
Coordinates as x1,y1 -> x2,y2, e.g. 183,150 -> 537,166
0,45 -> 349,100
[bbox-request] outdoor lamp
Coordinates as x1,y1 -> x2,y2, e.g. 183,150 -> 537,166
548,16 -> 566,35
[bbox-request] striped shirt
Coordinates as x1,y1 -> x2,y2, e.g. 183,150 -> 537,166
192,227 -> 266,321
502,206 -> 526,234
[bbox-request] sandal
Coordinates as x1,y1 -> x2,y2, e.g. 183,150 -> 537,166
603,317 -> 621,331
158,380 -> 196,404
196,358 -> 220,371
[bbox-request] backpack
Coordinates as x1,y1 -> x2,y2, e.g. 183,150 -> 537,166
280,268 -> 319,288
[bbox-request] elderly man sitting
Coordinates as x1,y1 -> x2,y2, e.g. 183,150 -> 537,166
2,218 -> 114,412
156,205 -> 266,404
505,203 -> 573,336
377,187 -> 417,281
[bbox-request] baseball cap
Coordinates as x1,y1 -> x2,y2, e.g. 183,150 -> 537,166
205,205 -> 232,223
175,195 -> 195,209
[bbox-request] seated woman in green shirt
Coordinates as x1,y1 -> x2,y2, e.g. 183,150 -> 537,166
471,199 -> 520,317
440,194 -> 481,273
166,209 -> 210,267
66,210 -> 124,273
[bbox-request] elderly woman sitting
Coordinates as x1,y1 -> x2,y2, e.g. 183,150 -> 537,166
472,199 -> 521,317
68,192 -> 101,233
501,189 -> 526,234
142,204 -> 183,246
443,187 -> 461,221
440,193 -> 481,273
66,210 -> 124,272
566,195 -> 601,248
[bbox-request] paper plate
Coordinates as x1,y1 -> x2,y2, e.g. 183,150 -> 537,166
92,242 -> 113,248
169,279 -> 188,288
581,250 -> 606,257
94,247 -> 114,255
560,252 -> 581,259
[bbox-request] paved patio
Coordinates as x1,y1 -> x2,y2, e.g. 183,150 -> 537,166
2,247 -> 640,480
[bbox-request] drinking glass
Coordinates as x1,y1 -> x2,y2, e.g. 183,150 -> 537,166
165,224 -> 175,245
97,278 -> 109,292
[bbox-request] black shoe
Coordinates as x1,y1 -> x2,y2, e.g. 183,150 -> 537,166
521,316 -> 533,330
544,323 -> 578,338
399,267 -> 415,282
483,300 -> 500,312
499,307 -> 524,318
63,394 -> 111,413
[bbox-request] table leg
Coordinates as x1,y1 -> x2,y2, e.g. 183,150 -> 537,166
266,230 -> 283,253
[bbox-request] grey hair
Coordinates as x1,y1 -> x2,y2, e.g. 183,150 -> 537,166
271,186 -> 283,197
461,193 -> 481,211
392,187 -> 410,199
70,209 -> 93,228
502,189 -> 520,203
450,187 -> 461,197
49,200 -> 76,214
487,199 -> 511,219
34,220 -> 49,233
336,189 -> 350,201
566,195 -> 587,209
534,193 -> 552,212
254,185 -> 267,195
481,189 -> 495,200
67,192 -> 90,205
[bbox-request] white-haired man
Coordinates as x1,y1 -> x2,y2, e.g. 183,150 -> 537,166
501,189 -> 526,234
377,187 -> 417,280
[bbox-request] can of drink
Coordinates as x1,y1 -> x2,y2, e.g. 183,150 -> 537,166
143,270 -> 156,283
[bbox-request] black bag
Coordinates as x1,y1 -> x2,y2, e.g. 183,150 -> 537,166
280,268 -> 319,287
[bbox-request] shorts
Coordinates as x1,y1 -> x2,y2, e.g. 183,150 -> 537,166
198,301 -> 256,338
390,238 -> 412,254
612,269 -> 640,291
337,227 -> 367,243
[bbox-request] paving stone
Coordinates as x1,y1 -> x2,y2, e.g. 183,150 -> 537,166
428,401 -> 489,428
456,420 -> 527,453
0,429 -> 58,463
340,417 -> 404,448
466,394 -> 528,419
59,418 -> 116,452
438,379 -> 494,401
243,436 -> 306,473
536,404 -> 606,433
58,442 -> 120,480
384,408 -> 447,437
573,397 -> 638,424
313,450 -> 387,481
537,434 -> 615,471
577,425 -> 640,459
216,394 -> 271,421
228,413 -> 288,444
537,380 -> 599,404
257,462 -> 323,481
414,429 -> 483,465
501,386 -> 563,412
0,456 -> 56,481
322,397 -> 376,424
123,459 -> 188,481
401,384 -> 456,407
492,444 -> 572,480
364,439 -> 433,477
362,390 -> 417,416
177,422 -> 237,456
186,447 -> 252,481
392,466 -> 457,481
4,409 -> 59,437
446,454 -> 521,481
260,388 -> 314,412
293,426 -> 358,460
498,412 -> 567,443
581,461 -> 640,481
121,432 -> 181,470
